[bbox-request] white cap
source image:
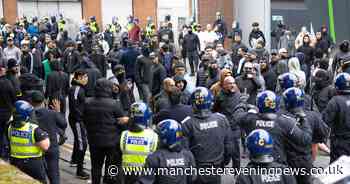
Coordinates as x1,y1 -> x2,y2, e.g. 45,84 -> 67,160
278,48 -> 288,54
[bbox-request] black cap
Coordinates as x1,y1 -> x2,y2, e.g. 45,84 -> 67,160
7,58 -> 18,69
31,90 -> 45,103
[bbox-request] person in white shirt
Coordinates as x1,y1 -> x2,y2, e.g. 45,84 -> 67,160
198,24 -> 218,53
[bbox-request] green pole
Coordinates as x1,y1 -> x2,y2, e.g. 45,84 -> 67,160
327,0 -> 336,42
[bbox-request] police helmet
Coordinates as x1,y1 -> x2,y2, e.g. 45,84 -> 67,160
256,90 -> 280,113
246,129 -> 273,163
335,73 -> 350,92
157,119 -> 183,147
282,87 -> 304,110
278,73 -> 298,90
190,87 -> 213,112
130,102 -> 152,128
15,100 -> 33,121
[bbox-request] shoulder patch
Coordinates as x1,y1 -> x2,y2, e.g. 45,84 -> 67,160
281,114 -> 295,121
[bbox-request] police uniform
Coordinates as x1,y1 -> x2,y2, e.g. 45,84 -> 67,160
322,95 -> 350,162
235,110 -> 313,165
182,112 -> 233,184
137,144 -> 196,184
236,162 -> 297,184
120,128 -> 158,184
8,121 -> 48,183
283,110 -> 329,184
90,21 -> 99,33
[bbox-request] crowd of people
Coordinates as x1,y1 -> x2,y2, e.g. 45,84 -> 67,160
0,10 -> 350,184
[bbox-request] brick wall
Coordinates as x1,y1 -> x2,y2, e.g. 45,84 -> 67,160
198,0 -> 234,30
82,0 -> 102,27
198,0 -> 235,47
3,0 -> 17,24
133,0 -> 157,29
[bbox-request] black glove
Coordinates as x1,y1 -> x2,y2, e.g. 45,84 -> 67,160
58,134 -> 67,146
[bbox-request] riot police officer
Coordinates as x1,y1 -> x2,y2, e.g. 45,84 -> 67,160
182,87 -> 233,184
323,73 -> 350,163
8,100 -> 50,183
236,129 -> 297,184
282,87 -> 329,184
277,72 -> 317,111
120,102 -> 159,184
234,90 -> 313,165
137,119 -> 196,184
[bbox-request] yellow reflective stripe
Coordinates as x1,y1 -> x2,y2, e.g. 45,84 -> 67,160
9,123 -> 42,158
120,129 -> 158,169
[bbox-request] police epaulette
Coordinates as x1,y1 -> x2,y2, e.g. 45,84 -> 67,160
281,114 -> 295,121
181,116 -> 191,124
215,112 -> 226,118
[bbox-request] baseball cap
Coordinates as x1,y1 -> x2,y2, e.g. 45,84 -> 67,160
279,48 -> 288,54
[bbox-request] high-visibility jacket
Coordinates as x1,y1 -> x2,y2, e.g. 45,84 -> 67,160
58,20 -> 65,31
145,23 -> 155,38
90,22 -> 98,33
120,129 -> 158,171
8,122 -> 43,159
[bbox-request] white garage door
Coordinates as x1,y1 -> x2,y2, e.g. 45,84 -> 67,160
101,0 -> 132,28
17,0 -> 82,36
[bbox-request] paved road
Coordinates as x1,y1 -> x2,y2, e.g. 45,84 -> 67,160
59,68 -> 332,184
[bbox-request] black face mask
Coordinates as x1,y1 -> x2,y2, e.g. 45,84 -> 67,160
115,72 -> 126,83
209,67 -> 218,77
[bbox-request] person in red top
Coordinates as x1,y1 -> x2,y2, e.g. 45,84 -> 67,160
128,18 -> 141,43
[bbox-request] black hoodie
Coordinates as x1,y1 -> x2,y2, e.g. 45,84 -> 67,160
83,78 -> 126,147
174,75 -> 191,105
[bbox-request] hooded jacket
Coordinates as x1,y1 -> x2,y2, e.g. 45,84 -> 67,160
79,55 -> 102,97
174,75 -> 191,105
83,79 -> 126,147
288,57 -> 306,89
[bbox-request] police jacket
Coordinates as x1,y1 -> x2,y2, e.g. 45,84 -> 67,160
182,112 -> 233,166
153,104 -> 193,125
312,85 -> 336,112
83,79 -> 126,147
235,111 -> 313,165
305,111 -> 329,144
68,81 -> 86,122
137,144 -> 196,184
33,107 -> 67,147
236,161 -> 297,184
322,95 -> 350,139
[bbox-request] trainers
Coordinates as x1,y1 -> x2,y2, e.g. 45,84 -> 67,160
76,170 -> 90,180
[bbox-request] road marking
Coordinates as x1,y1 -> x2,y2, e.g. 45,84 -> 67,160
60,143 -> 91,160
